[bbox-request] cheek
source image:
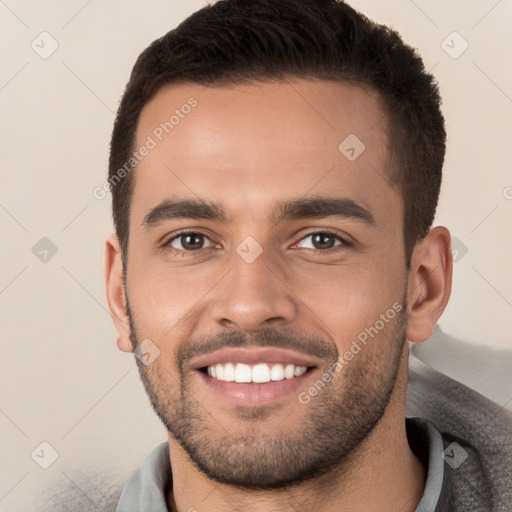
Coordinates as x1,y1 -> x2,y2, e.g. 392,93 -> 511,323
298,261 -> 405,349
140,361 -> 183,413
128,258 -> 216,336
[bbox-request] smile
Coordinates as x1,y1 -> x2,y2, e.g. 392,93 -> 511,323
192,347 -> 320,405
205,362 -> 308,383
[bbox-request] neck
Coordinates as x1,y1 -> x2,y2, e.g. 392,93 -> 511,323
167,349 -> 425,512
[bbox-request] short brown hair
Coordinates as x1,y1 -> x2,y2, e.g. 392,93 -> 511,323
109,0 -> 445,268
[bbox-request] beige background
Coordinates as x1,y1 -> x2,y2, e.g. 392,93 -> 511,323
1,0 -> 511,510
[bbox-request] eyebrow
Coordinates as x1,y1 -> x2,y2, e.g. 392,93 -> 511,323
141,195 -> 375,231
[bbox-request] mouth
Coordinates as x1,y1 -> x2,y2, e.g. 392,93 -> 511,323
200,362 -> 310,383
192,348 -> 320,406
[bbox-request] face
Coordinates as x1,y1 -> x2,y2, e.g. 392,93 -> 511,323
124,79 -> 409,488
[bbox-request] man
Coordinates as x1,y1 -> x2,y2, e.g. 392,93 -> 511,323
104,0 -> 512,510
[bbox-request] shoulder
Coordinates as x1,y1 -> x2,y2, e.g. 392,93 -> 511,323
116,442 -> 172,512
407,354 -> 512,511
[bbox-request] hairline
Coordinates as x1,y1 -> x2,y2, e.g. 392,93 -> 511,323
120,75 -> 410,276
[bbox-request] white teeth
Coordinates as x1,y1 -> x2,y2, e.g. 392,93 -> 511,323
270,364 -> 285,381
252,363 -> 271,383
206,363 -> 308,383
234,363 -> 252,383
284,364 -> 295,379
294,366 -> 307,377
223,363 -> 235,382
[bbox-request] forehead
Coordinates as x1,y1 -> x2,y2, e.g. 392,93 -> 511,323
131,79 -> 399,226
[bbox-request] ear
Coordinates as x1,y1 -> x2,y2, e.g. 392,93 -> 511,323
104,234 -> 133,353
406,226 -> 453,343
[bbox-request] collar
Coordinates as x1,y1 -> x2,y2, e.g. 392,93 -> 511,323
116,418 -> 444,512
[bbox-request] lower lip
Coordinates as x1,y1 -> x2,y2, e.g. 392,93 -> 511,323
195,368 -> 316,406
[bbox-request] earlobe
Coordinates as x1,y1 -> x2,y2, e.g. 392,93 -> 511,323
405,226 -> 453,343
104,234 -> 133,353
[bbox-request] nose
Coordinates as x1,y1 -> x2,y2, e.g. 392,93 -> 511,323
211,245 -> 298,332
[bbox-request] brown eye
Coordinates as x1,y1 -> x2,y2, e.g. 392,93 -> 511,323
296,230 -> 350,252
311,233 -> 336,250
167,232 -> 213,252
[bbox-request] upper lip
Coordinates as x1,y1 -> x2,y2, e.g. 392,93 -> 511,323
191,347 -> 321,370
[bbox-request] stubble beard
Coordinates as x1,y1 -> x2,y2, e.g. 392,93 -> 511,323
127,295 -> 407,489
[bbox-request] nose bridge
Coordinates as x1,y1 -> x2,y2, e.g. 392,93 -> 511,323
212,237 -> 297,330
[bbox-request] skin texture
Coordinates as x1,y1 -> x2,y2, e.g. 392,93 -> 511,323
105,79 -> 452,512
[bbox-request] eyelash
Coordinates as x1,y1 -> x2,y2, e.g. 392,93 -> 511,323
162,229 -> 352,256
